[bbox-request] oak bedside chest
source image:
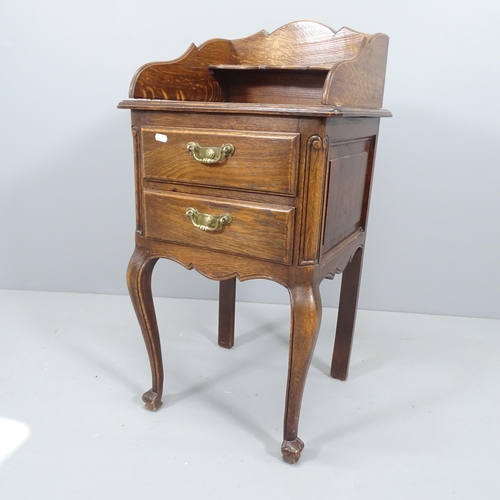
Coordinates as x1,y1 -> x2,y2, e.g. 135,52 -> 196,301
119,21 -> 390,463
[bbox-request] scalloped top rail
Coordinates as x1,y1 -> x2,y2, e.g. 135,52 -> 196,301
228,22 -> 367,68
128,21 -> 389,109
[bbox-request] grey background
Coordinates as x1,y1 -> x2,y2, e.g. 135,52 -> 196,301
1,0 -> 499,319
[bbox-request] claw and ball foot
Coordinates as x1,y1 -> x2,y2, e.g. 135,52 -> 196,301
142,389 -> 163,411
281,438 -> 305,464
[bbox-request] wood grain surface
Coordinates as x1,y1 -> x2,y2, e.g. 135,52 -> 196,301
143,190 -> 295,264
126,21 -> 388,109
122,20 -> 390,464
141,127 -> 300,195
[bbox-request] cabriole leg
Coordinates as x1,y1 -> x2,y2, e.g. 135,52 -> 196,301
282,281 -> 322,464
126,246 -> 163,411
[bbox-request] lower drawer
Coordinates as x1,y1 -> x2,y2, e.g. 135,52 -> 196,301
143,190 -> 295,264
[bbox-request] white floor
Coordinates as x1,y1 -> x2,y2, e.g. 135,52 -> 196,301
0,289 -> 499,499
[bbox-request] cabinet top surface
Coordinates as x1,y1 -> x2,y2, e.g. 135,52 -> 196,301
117,99 -> 391,118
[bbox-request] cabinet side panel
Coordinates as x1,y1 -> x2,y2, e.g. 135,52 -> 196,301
321,139 -> 372,254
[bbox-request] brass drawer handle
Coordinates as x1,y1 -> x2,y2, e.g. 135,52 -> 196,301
186,142 -> 235,164
185,207 -> 232,232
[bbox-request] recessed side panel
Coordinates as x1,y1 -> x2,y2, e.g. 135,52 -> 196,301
321,139 -> 373,255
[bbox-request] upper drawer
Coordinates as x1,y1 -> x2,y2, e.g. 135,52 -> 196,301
140,127 -> 300,195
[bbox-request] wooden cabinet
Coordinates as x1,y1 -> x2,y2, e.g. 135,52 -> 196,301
119,21 -> 390,463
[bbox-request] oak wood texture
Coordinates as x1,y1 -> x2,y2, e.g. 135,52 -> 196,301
218,278 -> 236,349
322,139 -> 373,252
120,21 -> 390,464
143,190 -> 295,264
140,127 -> 300,195
127,21 -> 388,108
126,248 -> 163,411
331,248 -> 364,380
118,99 -> 392,118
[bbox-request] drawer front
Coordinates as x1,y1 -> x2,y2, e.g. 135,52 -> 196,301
141,127 -> 299,195
143,190 -> 294,264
